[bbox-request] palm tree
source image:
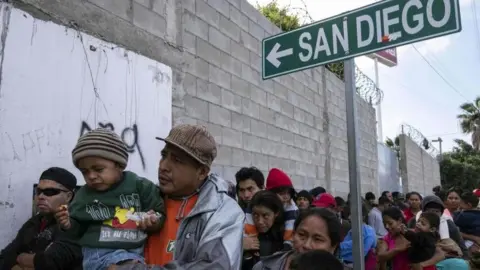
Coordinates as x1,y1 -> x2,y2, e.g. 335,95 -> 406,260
457,96 -> 480,150
452,139 -> 475,153
473,119 -> 480,151
385,136 -> 400,157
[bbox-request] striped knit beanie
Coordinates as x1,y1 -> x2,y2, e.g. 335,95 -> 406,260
72,128 -> 128,168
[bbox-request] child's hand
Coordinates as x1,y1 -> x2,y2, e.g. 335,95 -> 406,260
54,205 -> 71,230
138,210 -> 161,231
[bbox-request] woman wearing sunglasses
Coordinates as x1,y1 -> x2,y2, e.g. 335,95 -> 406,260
0,167 -> 83,270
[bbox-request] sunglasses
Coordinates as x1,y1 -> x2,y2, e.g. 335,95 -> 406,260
36,187 -> 69,197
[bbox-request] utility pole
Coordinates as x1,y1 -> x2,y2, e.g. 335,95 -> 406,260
374,57 -> 383,142
432,137 -> 443,159
432,137 -> 444,186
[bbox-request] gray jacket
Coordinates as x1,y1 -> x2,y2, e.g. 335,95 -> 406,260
118,174 -> 245,270
253,250 -> 351,270
252,250 -> 293,270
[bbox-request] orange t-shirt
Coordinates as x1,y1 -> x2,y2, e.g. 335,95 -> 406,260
144,195 -> 198,265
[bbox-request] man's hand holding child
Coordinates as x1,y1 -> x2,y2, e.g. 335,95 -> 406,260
138,210 -> 162,232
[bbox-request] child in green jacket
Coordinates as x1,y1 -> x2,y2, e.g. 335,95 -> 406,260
56,128 -> 165,270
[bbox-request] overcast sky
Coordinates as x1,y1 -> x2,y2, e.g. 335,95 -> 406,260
249,0 -> 478,152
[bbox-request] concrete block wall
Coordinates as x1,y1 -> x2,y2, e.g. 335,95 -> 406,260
16,0 -> 378,196
399,134 -> 441,195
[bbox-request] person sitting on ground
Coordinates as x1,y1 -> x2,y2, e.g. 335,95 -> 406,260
0,167 -> 82,270
289,250 -> 343,270
55,128 -> 165,270
295,190 -> 312,210
246,168 -> 298,250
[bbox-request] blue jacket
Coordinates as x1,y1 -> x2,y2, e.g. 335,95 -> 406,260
340,224 -> 377,262
453,209 -> 480,236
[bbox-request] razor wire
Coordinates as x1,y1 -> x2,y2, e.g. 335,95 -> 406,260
399,123 -> 439,157
355,66 -> 384,106
258,0 -> 384,106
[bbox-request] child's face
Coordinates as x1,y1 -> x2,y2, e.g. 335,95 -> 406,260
78,157 -> 123,191
416,217 -> 434,233
383,216 -> 402,235
276,190 -> 291,205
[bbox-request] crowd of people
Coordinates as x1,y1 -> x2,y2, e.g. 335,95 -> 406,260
0,124 -> 479,270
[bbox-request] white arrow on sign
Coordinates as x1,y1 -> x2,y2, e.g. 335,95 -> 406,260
266,43 -> 293,68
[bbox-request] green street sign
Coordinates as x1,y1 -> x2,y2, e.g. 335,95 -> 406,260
262,0 -> 462,80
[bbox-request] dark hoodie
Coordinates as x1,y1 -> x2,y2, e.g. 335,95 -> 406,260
402,229 -> 437,263
407,195 -> 469,259
0,214 -> 82,270
453,209 -> 480,236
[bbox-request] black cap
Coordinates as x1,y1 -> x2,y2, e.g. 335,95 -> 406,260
297,190 -> 313,203
310,186 -> 326,198
39,167 -> 77,191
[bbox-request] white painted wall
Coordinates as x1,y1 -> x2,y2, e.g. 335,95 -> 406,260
0,4 -> 172,247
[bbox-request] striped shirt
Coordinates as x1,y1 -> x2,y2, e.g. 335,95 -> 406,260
244,199 -> 299,246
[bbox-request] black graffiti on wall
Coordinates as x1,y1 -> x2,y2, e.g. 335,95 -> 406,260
79,122 -> 146,169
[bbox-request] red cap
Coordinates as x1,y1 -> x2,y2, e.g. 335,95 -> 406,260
312,193 -> 336,208
473,189 -> 480,197
266,168 -> 293,191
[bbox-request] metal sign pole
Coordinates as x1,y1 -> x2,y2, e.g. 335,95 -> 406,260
344,59 -> 364,270
374,57 -> 383,142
